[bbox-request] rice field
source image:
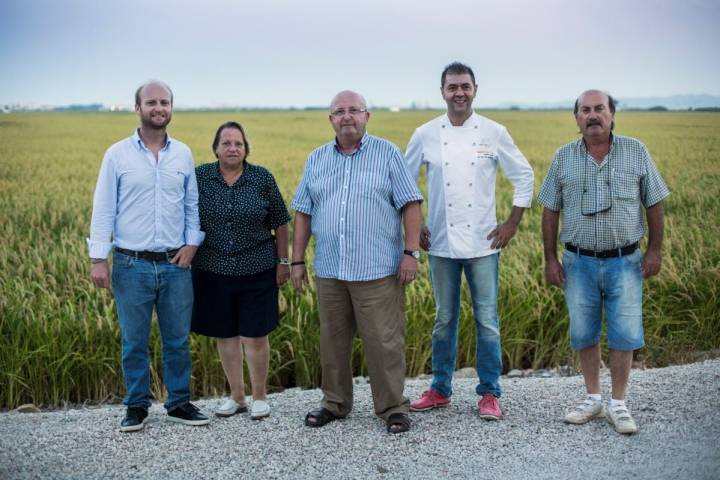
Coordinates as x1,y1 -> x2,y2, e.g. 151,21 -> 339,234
1,110 -> 718,409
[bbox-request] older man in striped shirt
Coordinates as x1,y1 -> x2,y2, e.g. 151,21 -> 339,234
290,90 -> 423,434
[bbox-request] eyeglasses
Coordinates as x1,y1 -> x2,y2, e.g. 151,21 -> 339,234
330,108 -> 367,117
581,156 -> 613,217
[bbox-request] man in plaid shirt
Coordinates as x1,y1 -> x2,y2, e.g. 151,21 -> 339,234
538,90 -> 669,434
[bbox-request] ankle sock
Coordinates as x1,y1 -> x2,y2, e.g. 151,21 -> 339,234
610,398 -> 626,408
587,394 -> 602,403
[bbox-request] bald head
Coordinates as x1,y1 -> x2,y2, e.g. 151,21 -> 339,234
574,89 -> 615,116
135,80 -> 174,108
330,90 -> 367,112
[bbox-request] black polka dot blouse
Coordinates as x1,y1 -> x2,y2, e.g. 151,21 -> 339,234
193,161 -> 291,276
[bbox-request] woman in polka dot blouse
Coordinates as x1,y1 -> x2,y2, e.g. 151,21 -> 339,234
191,121 -> 291,420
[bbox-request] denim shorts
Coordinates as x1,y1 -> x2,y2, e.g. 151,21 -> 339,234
563,248 -> 644,351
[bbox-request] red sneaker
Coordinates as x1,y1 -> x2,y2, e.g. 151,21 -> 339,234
478,394 -> 502,420
410,389 -> 451,412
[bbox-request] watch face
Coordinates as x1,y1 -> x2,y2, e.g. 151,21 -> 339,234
413,251 -> 420,259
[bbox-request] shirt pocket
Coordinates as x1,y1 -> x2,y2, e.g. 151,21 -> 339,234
613,171 -> 641,200
160,169 -> 187,202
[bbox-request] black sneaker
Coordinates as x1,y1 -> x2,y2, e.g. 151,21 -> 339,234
120,407 -> 148,432
167,402 -> 210,426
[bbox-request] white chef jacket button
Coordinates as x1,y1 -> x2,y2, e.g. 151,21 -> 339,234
445,162 -> 449,166
443,142 -> 448,145
474,125 -> 478,129
469,182 -> 473,186
450,223 -> 454,227
446,182 -> 450,186
472,142 -> 476,146
449,203 -> 452,207
468,203 -> 472,207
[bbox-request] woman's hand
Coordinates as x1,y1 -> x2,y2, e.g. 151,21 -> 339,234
276,263 -> 290,287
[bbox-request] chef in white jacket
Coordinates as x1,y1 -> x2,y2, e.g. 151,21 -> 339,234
405,62 -> 534,419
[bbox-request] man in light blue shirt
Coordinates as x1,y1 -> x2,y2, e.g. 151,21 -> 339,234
88,81 -> 209,432
290,90 -> 423,434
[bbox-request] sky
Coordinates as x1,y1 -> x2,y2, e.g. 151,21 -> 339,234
1,0 -> 719,109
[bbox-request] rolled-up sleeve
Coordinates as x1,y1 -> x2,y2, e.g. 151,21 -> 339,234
87,151 -> 117,258
640,147 -> 670,208
389,147 -> 424,210
291,157 -> 314,215
537,153 -> 563,212
497,127 -> 534,208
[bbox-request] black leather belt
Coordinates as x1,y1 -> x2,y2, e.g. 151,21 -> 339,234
565,242 -> 638,259
115,247 -> 180,261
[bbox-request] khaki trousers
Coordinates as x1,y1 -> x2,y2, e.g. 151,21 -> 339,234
315,275 -> 409,421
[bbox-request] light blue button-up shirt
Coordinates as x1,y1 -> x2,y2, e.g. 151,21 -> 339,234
292,133 -> 423,281
87,130 -> 204,259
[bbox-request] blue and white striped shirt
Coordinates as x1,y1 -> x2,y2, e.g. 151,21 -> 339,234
292,133 -> 424,281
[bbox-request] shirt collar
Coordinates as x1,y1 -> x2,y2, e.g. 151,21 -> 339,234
578,133 -> 615,155
334,132 -> 369,154
133,128 -> 171,152
211,160 -> 251,182
442,112 -> 477,128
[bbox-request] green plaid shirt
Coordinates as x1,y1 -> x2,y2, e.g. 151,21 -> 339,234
538,135 -> 670,251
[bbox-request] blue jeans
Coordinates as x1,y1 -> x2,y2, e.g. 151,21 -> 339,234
111,251 -> 194,410
428,254 -> 502,398
563,249 -> 644,351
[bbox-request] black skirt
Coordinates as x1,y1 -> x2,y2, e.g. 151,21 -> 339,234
191,266 -> 279,338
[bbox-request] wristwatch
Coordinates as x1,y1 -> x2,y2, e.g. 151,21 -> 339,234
403,250 -> 420,260
278,257 -> 290,265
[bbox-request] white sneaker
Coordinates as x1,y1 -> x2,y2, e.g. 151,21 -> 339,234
607,403 -> 638,434
215,398 -> 247,417
563,399 -> 605,424
250,399 -> 270,420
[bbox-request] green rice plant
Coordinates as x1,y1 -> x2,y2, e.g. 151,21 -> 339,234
0,111 -> 718,409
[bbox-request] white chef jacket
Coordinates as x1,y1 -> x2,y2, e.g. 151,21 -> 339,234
405,113 -> 534,259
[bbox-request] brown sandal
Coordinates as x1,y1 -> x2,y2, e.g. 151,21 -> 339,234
386,413 -> 411,434
304,408 -> 342,428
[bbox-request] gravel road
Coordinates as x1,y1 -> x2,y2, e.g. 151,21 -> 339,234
1,359 -> 718,479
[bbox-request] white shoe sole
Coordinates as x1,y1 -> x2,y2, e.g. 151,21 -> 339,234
564,408 -> 605,425
120,417 -> 148,432
215,405 -> 248,418
167,416 -> 210,426
250,401 -> 271,420
251,407 -> 270,420
607,417 -> 638,434
409,403 -> 450,412
479,413 -> 502,421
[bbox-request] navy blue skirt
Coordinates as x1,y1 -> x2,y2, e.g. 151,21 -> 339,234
191,267 -> 279,338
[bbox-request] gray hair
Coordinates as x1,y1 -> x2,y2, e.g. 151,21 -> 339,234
329,90 -> 367,112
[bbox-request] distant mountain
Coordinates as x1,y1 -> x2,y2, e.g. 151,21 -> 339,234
491,94 -> 720,111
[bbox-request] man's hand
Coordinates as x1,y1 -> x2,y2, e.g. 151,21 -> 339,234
641,249 -> 662,278
291,264 -> 310,293
276,264 -> 290,287
487,221 -> 518,249
420,225 -> 431,251
170,245 -> 198,268
90,260 -> 111,290
544,257 -> 565,288
397,255 -> 418,285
